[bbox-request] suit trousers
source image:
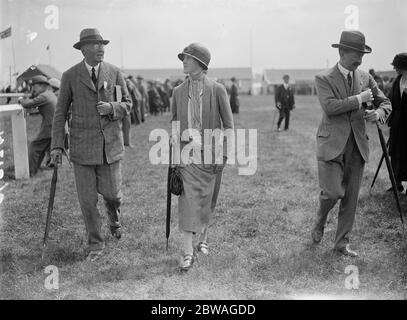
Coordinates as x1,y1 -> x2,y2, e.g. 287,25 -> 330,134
73,159 -> 122,252
28,137 -> 51,176
277,106 -> 290,130
315,130 -> 365,249
122,113 -> 132,146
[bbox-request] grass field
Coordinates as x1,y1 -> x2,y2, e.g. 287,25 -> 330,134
0,95 -> 406,300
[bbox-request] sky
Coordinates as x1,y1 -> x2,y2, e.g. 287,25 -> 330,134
0,0 -> 406,86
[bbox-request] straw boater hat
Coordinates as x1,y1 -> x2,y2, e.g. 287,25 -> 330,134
178,43 -> 211,70
73,28 -> 109,50
331,30 -> 372,54
30,75 -> 50,86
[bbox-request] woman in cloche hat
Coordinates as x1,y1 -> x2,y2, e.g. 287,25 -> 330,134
171,43 -> 234,271
388,53 -> 407,193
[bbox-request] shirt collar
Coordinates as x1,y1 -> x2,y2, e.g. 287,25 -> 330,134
338,62 -> 353,79
84,60 -> 100,76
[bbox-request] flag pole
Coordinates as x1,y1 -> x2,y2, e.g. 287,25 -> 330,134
10,25 -> 16,75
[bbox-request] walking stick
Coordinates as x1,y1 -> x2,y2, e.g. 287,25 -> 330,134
42,164 -> 58,261
272,107 -> 278,130
376,123 -> 404,224
166,141 -> 172,251
370,137 -> 389,192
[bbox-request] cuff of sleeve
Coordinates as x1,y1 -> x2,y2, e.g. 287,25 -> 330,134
108,102 -> 115,120
356,94 -> 362,107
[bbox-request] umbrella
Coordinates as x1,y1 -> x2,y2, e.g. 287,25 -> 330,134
42,165 -> 58,261
376,123 -> 404,224
166,141 -> 172,250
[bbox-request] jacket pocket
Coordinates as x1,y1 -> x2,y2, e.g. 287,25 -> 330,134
317,130 -> 330,138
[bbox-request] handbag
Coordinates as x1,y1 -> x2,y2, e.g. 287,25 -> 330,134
168,140 -> 183,196
169,166 -> 183,196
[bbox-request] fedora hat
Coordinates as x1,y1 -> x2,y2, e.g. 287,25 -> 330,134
332,30 -> 372,54
73,28 -> 109,50
178,43 -> 211,70
31,75 -> 50,86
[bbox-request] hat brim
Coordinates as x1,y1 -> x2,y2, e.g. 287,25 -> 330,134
178,52 -> 208,69
32,81 -> 50,86
332,43 -> 372,54
73,39 -> 110,50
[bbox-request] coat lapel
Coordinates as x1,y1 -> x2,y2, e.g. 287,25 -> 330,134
353,69 -> 361,95
79,61 -> 96,92
97,62 -> 110,91
202,76 -> 212,132
329,64 -> 349,98
179,80 -> 189,135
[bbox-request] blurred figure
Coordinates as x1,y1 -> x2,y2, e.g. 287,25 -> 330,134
275,74 -> 295,131
163,78 -> 173,99
157,81 -> 170,112
388,53 -> 407,193
49,78 -> 61,97
147,80 -> 163,116
135,76 -> 149,122
369,68 -> 384,91
122,76 -> 133,148
5,84 -> 11,104
126,76 -> 142,125
18,75 -> 56,176
229,77 -> 240,114
382,75 -> 392,97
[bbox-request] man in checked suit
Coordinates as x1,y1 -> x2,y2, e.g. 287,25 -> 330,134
311,30 -> 392,257
50,28 -> 132,261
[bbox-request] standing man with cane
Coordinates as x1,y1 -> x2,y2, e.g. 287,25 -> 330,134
50,28 -> 131,262
311,30 -> 391,257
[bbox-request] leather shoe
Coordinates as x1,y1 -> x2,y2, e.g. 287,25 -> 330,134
86,250 -> 103,262
180,254 -> 194,271
110,226 -> 122,240
196,242 -> 209,255
311,227 -> 324,244
334,244 -> 358,257
386,185 -> 404,192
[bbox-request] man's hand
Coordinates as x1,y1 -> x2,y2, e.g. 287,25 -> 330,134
360,88 -> 373,103
96,101 -> 113,115
364,109 -> 380,123
50,148 -> 63,167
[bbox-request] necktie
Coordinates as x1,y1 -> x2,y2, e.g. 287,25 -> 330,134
347,72 -> 352,92
91,67 -> 97,87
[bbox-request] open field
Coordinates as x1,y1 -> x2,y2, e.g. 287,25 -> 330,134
0,95 -> 406,300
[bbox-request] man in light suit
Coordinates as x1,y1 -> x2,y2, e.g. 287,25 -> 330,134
311,30 -> 392,257
50,28 -> 132,261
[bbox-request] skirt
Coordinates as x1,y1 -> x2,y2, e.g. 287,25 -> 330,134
178,163 -> 223,233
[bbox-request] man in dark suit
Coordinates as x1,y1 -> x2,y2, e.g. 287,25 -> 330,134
311,30 -> 392,257
50,28 -> 132,261
229,77 -> 240,114
19,75 -> 56,176
275,74 -> 295,131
